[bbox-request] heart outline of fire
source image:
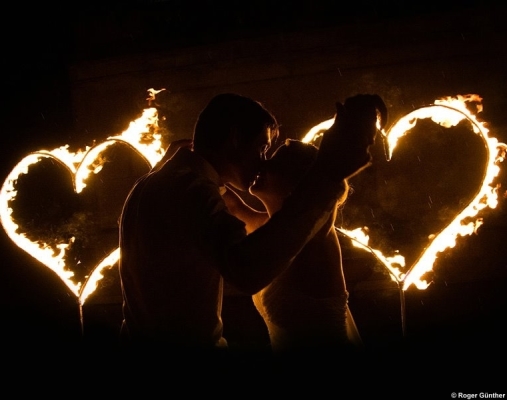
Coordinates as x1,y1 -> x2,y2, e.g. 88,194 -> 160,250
303,94 -> 506,291
0,104 -> 165,304
1,93 -> 505,308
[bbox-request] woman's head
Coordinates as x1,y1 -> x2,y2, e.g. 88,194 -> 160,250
250,140 -> 318,210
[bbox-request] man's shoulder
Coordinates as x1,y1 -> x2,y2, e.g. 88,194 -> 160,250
157,149 -> 222,190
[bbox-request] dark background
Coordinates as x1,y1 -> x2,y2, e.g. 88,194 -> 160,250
1,0 -> 506,386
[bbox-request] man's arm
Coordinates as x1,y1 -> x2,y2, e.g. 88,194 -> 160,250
220,94 -> 387,294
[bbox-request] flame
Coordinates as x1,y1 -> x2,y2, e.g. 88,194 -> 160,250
2,92 -> 505,305
338,227 -> 406,283
0,99 -> 166,304
80,248 -> 121,303
146,88 -> 166,106
301,119 -> 334,144
304,95 -> 506,290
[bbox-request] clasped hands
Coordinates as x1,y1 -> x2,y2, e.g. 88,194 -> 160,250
317,94 -> 388,180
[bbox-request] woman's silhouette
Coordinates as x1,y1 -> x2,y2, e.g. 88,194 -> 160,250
223,139 -> 363,354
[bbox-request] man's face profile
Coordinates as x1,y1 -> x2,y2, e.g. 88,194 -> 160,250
227,127 -> 273,192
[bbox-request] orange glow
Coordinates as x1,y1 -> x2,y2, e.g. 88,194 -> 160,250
304,95 -> 506,290
0,95 -> 166,304
1,92 -> 505,307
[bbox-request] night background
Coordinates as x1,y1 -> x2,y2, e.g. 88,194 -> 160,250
1,0 -> 506,389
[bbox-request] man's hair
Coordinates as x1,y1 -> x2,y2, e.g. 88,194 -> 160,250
193,93 -> 279,152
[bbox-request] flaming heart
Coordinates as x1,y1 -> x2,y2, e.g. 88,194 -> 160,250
0,107 -> 165,304
304,94 -> 506,291
2,93 -> 505,309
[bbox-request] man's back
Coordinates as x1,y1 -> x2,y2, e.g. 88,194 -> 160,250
119,148 -> 244,347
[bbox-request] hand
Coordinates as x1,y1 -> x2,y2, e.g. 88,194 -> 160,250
317,94 -> 387,180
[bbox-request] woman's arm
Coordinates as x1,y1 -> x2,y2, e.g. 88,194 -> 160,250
222,187 -> 269,234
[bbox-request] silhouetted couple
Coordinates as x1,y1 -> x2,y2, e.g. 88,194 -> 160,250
119,92 -> 386,357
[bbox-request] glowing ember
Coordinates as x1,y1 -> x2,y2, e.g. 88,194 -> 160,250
0,91 -> 166,304
304,95 -> 506,290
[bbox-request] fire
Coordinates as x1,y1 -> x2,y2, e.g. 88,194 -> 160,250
1,92 -> 505,309
80,248 -> 121,302
304,95 -> 506,290
338,227 -> 406,283
0,91 -> 166,304
301,119 -> 334,143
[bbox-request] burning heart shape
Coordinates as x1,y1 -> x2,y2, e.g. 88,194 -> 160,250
1,95 -> 505,307
304,94 -> 506,290
0,108 -> 165,304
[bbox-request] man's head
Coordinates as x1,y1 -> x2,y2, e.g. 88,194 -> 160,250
193,93 -> 279,190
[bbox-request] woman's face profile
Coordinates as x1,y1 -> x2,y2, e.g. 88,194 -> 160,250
250,141 -> 317,203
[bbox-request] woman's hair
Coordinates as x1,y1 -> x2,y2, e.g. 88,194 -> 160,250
273,139 -> 318,188
193,93 -> 279,152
